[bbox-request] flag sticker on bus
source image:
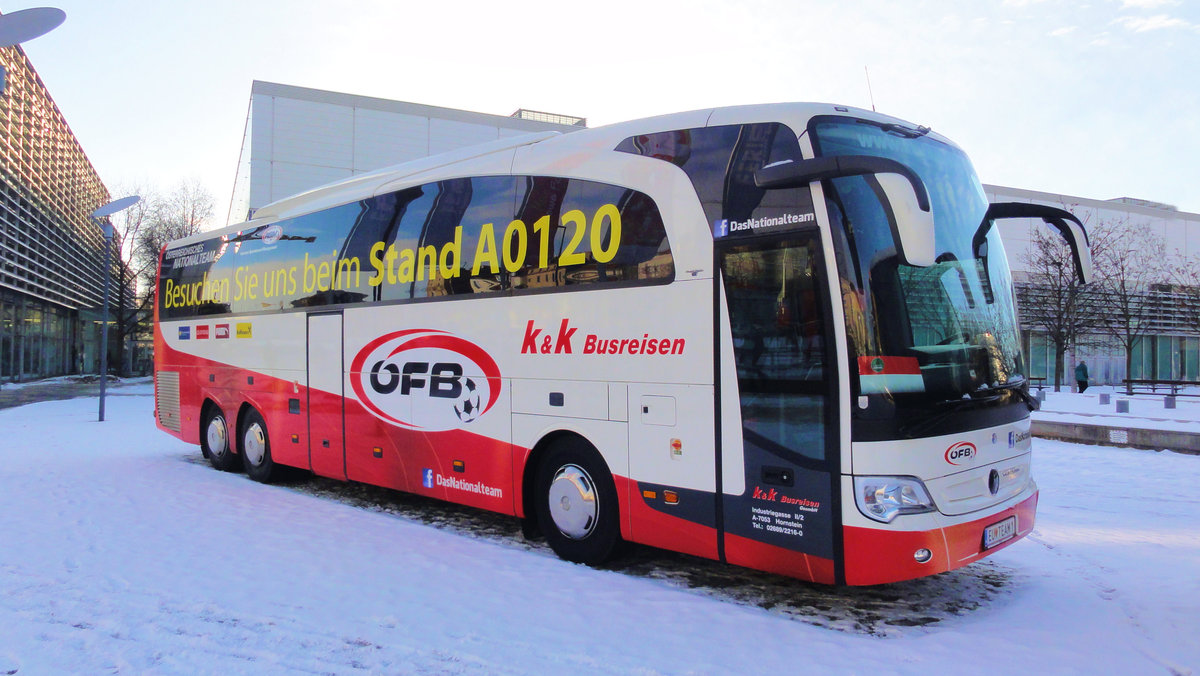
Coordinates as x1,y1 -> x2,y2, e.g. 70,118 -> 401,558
350,329 -> 502,431
857,355 -> 923,394
261,224 -> 283,245
177,326 -> 190,340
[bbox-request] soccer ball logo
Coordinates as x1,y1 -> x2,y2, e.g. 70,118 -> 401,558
455,377 -> 482,423
352,329 -> 501,431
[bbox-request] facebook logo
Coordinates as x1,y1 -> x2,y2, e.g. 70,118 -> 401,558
713,219 -> 729,238
422,468 -> 434,489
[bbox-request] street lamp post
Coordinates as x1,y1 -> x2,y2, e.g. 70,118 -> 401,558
91,195 -> 140,422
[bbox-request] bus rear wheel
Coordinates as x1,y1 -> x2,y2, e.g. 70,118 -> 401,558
240,408 -> 278,483
201,406 -> 239,472
535,438 -> 620,565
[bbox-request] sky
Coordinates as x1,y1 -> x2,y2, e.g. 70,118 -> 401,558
11,0 -> 1200,227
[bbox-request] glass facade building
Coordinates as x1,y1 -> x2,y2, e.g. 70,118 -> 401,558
0,44 -> 113,382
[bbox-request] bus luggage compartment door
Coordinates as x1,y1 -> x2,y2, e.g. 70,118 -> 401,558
627,384 -> 718,561
307,312 -> 346,479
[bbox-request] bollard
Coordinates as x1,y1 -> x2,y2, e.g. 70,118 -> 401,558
1116,399 -> 1129,413
1165,395 -> 1176,409
1099,393 -> 1111,405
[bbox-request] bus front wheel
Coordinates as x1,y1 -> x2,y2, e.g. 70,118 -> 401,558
201,406 -> 239,472
535,438 -> 621,565
240,408 -> 278,483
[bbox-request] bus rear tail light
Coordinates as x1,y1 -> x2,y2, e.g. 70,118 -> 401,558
854,476 -> 936,523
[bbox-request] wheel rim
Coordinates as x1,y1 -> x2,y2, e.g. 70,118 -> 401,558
547,463 -> 598,540
206,415 -> 228,457
243,421 -> 267,467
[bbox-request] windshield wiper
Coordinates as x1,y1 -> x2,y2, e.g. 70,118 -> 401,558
897,382 -> 1035,438
977,379 -> 1040,411
897,395 -> 994,438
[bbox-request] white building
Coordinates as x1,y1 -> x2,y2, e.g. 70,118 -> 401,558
227,81 -> 585,225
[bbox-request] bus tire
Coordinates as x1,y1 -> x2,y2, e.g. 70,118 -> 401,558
535,437 -> 621,565
201,405 -> 239,472
240,408 -> 277,483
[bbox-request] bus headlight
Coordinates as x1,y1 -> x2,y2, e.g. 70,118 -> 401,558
854,476 -> 936,523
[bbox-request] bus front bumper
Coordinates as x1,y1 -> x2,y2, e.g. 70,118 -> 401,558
842,489 -> 1038,586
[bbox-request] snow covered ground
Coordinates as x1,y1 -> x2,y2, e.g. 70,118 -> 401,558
1,386 -> 1198,675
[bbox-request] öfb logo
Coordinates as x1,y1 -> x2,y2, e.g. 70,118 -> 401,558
350,330 -> 501,431
944,441 -> 977,465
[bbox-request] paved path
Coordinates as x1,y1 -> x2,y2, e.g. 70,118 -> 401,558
0,377 -> 151,410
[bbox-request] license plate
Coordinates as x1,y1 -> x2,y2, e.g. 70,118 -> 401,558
983,516 -> 1017,549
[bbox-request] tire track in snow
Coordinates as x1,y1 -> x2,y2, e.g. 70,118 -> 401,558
191,457 -> 1017,638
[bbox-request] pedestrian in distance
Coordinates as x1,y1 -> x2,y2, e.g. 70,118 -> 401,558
1075,360 -> 1089,393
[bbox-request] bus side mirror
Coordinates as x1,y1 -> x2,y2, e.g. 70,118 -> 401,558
979,203 -> 1092,284
755,156 -> 935,267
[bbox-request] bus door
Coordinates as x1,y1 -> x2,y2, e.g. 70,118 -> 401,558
716,231 -> 841,582
307,312 -> 346,480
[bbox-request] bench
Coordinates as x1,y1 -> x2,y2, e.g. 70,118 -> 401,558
1121,379 -> 1200,396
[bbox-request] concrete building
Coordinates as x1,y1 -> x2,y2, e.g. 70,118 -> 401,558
0,44 -> 113,382
227,81 -> 585,225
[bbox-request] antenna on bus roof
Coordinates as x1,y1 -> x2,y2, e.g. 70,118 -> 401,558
865,66 -> 877,112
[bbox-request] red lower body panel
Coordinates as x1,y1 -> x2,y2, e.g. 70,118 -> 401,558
842,491 -> 1038,585
616,475 -> 718,560
613,476 -> 835,583
724,534 -> 836,583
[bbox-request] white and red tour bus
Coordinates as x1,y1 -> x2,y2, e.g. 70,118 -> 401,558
153,103 -> 1091,585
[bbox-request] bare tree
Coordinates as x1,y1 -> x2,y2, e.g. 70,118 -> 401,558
133,179 -> 214,296
1169,254 -> 1200,339
105,180 -> 214,375
1019,215 -> 1109,391
106,184 -> 152,376
1092,219 -> 1167,394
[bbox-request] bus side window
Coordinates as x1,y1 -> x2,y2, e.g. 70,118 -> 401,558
414,176 -> 517,299
616,123 -> 806,229
282,203 -> 370,310
339,191 -> 410,304
158,235 -> 235,320
512,177 -> 673,290
369,184 -> 437,302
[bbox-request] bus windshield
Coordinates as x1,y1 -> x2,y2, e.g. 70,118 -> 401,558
810,116 -> 1027,439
